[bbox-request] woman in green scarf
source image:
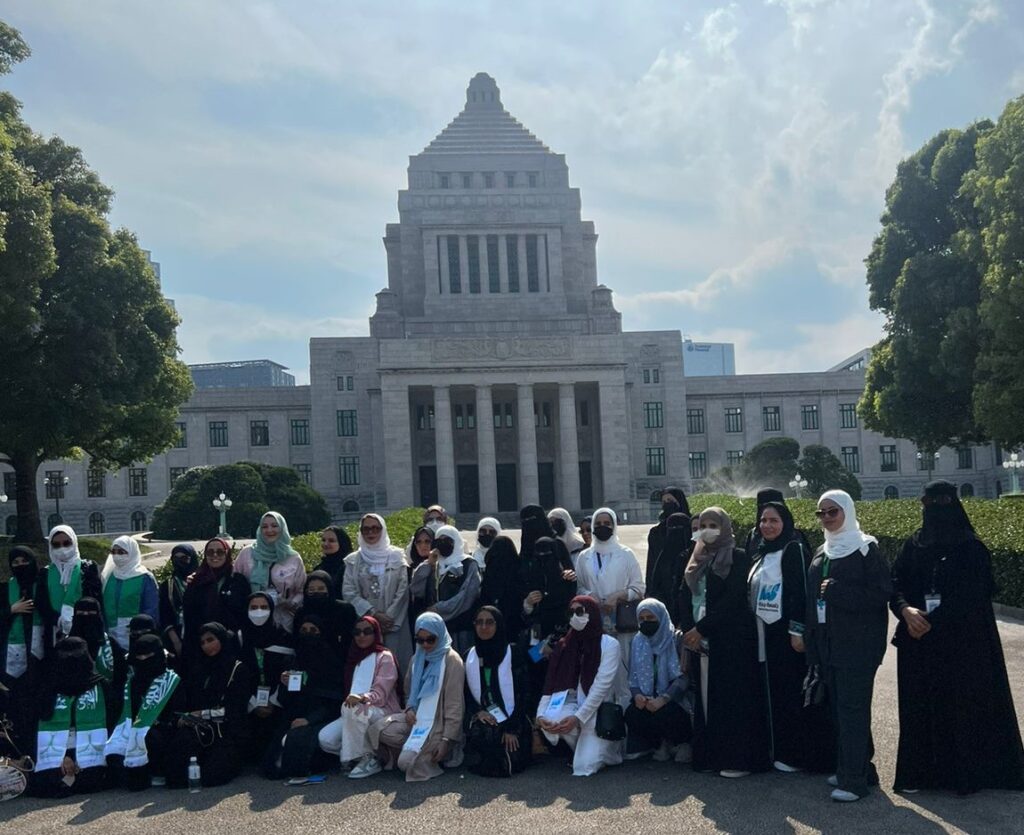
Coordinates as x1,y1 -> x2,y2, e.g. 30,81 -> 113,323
34,526 -> 103,652
235,512 -> 306,633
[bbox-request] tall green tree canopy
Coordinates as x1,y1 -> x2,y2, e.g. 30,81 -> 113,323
0,21 -> 192,541
797,445 -> 862,500
738,436 -> 800,491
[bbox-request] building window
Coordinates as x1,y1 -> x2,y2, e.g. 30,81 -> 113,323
337,409 -> 358,437
342,499 -> 360,513
87,468 -> 105,498
762,406 -> 781,432
461,172 -> 472,189
486,235 -> 500,293
250,420 -> 269,447
129,467 -> 148,497
841,446 -> 861,474
646,447 -> 666,476
687,408 -> 705,435
294,463 -> 312,485
339,456 -> 360,486
725,407 -> 743,433
801,405 -> 819,431
641,367 -> 661,385
506,235 -> 519,292
130,511 -> 147,532
504,403 -> 514,428
88,512 -> 105,535
455,405 -> 465,430
505,172 -> 516,188
884,485 -> 899,500
643,401 -> 664,429
209,421 -> 228,447
169,467 -> 187,489
533,402 -> 551,428
880,444 -> 898,472
290,419 -> 310,446
957,447 -> 973,470
839,403 -> 858,429
525,234 -> 540,292
417,405 -> 435,431
577,401 -> 590,427
44,470 -> 66,499
447,236 -> 461,293
727,450 -> 745,468
466,403 -> 476,429
173,422 -> 187,448
336,375 -> 355,391
467,235 -> 481,294
527,172 -> 538,188
438,173 -> 450,189
688,451 -> 707,479
492,403 -> 502,429
960,482 -> 974,498
483,171 -> 494,189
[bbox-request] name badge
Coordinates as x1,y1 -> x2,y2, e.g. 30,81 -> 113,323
486,704 -> 508,723
816,599 -> 827,624
287,672 -> 304,692
408,725 -> 430,745
545,689 -> 569,718
528,642 -> 546,663
924,593 -> 941,614
255,686 -> 271,707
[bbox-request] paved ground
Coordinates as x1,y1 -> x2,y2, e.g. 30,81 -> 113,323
10,525 -> 1020,833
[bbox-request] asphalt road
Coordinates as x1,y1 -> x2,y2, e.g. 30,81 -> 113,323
7,525 -> 1022,834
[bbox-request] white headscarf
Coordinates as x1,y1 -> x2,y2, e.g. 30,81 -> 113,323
357,513 -> 400,576
47,524 -> 81,585
818,490 -> 877,559
102,535 -> 150,583
471,517 -> 502,568
434,524 -> 467,576
548,507 -> 585,554
590,507 -> 621,551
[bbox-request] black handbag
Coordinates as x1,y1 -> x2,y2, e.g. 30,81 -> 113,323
614,599 -> 639,634
594,702 -> 626,741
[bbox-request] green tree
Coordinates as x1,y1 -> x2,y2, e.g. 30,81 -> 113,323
797,445 -> 862,500
151,462 -> 330,540
738,437 -> 800,490
859,122 -> 992,452
0,22 -> 193,541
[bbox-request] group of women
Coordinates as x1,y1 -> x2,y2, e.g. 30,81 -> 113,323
1,485 -> 1021,803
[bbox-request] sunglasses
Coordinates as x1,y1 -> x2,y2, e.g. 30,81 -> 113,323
205,548 -> 228,557
474,618 -> 496,627
415,635 -> 438,646
815,507 -> 842,519
360,525 -> 382,534
568,606 -> 587,617
352,626 -> 376,637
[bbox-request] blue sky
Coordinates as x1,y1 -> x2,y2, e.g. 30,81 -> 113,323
4,0 -> 1022,383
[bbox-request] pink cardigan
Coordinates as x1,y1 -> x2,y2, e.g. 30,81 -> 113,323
233,547 -> 306,631
359,650 -> 402,714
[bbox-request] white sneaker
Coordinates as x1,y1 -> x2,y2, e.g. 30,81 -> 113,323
773,761 -> 802,773
348,756 -> 382,779
652,741 -> 672,762
720,770 -> 751,778
827,774 -> 838,787
831,788 -> 860,802
674,743 -> 693,764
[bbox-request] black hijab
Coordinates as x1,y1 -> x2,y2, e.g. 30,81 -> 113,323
662,512 -> 692,554
241,591 -> 284,650
481,536 -> 517,600
128,633 -> 168,714
170,544 -> 199,580
408,526 -> 435,568
660,487 -> 691,520
69,596 -> 105,660
519,504 -> 554,561
7,545 -> 38,598
915,480 -> 975,548
314,525 -> 353,579
191,621 -> 238,697
473,605 -> 508,668
293,612 -> 345,695
41,637 -> 104,718
756,501 -> 797,555
128,614 -> 159,651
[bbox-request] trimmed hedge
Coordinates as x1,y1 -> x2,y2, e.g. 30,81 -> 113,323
689,494 -> 1024,609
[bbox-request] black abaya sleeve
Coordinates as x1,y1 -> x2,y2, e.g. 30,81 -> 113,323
889,538 -> 917,619
81,562 -> 104,613
925,539 -> 995,629
823,543 -> 892,613
696,549 -> 751,637
781,541 -> 808,634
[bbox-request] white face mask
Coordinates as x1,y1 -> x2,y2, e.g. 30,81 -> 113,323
426,520 -> 443,533
51,545 -> 77,563
692,528 -> 720,544
248,609 -> 271,626
112,552 -> 134,569
569,612 -> 590,631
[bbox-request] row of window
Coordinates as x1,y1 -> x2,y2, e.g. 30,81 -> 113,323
416,401 -> 592,432
3,511 -> 149,537
438,234 -> 547,294
685,403 -> 861,435
174,416 -> 349,449
436,171 -> 541,190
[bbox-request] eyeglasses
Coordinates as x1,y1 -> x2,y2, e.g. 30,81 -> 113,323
360,525 -> 382,534
474,618 -> 496,627
415,635 -> 438,646
352,626 -> 376,637
814,507 -> 842,519
568,606 -> 587,617
205,548 -> 227,557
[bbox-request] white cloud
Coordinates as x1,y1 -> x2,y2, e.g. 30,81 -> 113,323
700,5 -> 741,56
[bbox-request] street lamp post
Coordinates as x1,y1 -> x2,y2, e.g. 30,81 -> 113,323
43,475 -> 69,525
916,451 -> 940,473
212,492 -> 233,537
789,473 -> 808,498
1003,453 -> 1024,495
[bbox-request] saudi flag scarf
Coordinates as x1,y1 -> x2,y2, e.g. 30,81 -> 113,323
105,668 -> 180,767
36,686 -> 108,772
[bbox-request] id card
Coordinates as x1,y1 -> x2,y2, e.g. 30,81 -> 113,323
544,689 -> 568,719
816,599 -> 827,624
255,686 -> 271,707
528,642 -> 546,663
924,593 -> 941,614
287,672 -> 304,692
486,704 -> 508,723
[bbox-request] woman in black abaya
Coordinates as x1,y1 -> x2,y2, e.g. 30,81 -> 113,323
891,480 -> 1024,795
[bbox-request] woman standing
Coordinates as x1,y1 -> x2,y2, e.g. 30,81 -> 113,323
297,571 -> 358,658
2,546 -> 44,751
101,536 -> 159,653
313,525 -> 354,592
891,480 -> 1024,795
237,592 -> 294,758
34,526 -> 102,649
646,512 -> 691,624
371,612 -> 465,782
682,507 -> 768,778
234,511 -> 306,631
342,514 -> 412,674
747,501 -> 819,773
478,536 -> 522,636
410,525 -> 481,654
548,508 -> 586,564
536,595 -> 623,777
158,544 -> 198,669
471,518 -> 502,569
463,605 -> 532,777
805,490 -> 891,802
181,538 -> 251,669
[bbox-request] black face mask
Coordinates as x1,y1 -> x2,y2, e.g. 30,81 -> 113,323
639,620 -> 660,637
660,501 -> 678,520
594,525 -> 614,542
437,539 -> 456,558
11,563 -> 35,589
477,533 -> 495,549
130,653 -> 167,682
550,519 -> 566,537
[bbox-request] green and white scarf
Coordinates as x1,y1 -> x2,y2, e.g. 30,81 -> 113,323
5,582 -> 43,678
105,668 -> 180,767
102,574 -> 145,650
47,560 -> 83,635
36,685 -> 107,772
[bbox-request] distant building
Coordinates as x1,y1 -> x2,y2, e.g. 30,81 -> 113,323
683,339 -> 736,376
190,360 -> 296,390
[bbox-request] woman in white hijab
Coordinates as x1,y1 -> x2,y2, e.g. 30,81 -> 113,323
805,490 -> 891,803
547,508 -> 586,564
101,535 -> 159,652
36,525 -> 103,649
470,517 -> 502,569
342,513 -> 412,674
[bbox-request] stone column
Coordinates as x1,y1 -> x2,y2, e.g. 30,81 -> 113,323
498,235 -> 509,293
475,384 -> 499,512
558,382 -> 582,510
517,234 -> 529,292
457,235 -> 469,294
439,235 -> 451,295
517,383 -> 539,506
433,385 -> 458,511
598,379 -> 631,505
381,381 -> 414,510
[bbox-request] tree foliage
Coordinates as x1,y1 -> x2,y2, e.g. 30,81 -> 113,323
151,462 -> 330,541
797,444 -> 862,500
0,21 -> 193,541
737,436 -> 800,490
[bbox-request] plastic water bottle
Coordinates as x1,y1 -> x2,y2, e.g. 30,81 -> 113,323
188,756 -> 201,793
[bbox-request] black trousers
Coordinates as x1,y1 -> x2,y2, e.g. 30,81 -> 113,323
625,701 -> 691,751
29,765 -> 107,797
826,664 -> 879,797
